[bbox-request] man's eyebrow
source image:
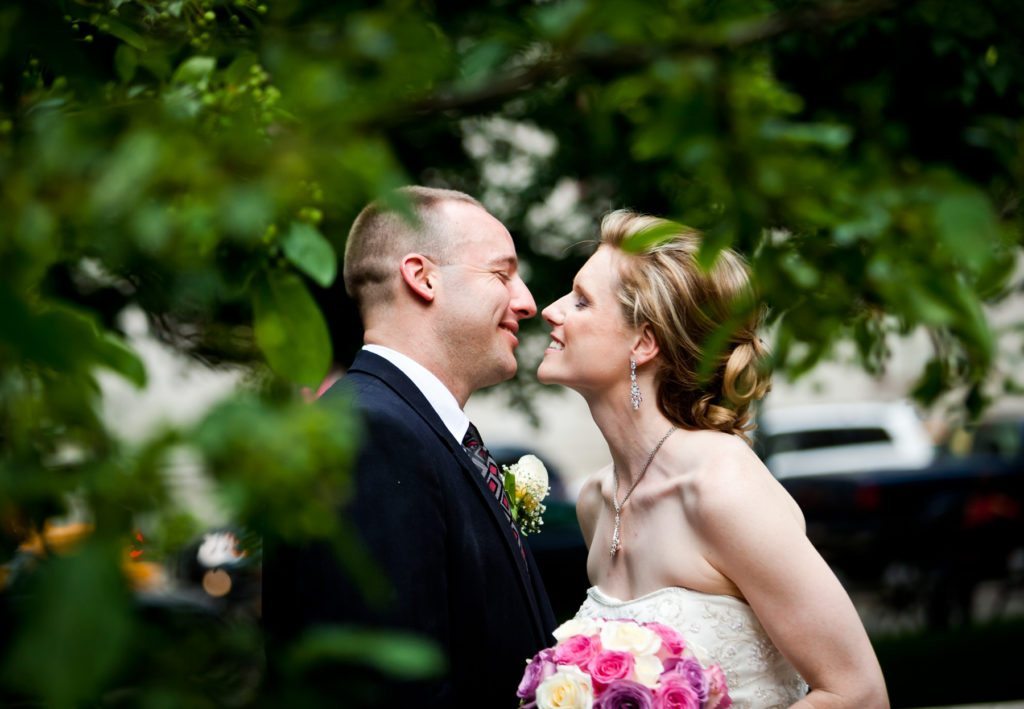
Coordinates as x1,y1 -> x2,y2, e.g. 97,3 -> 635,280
485,255 -> 518,269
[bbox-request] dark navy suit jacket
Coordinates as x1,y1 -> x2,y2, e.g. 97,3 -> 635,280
265,350 -> 556,706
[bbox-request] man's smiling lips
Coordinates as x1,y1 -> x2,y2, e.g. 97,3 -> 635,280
499,321 -> 519,345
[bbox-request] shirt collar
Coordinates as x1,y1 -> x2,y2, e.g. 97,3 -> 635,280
362,344 -> 470,443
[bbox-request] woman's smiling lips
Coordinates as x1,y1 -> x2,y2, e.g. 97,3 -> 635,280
546,334 -> 564,352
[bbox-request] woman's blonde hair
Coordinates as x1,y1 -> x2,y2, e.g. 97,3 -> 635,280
601,210 -> 770,440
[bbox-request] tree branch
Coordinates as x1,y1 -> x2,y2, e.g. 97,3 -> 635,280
402,0 -> 901,120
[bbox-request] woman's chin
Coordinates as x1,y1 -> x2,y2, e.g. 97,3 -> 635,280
536,360 -> 560,385
537,365 -> 580,392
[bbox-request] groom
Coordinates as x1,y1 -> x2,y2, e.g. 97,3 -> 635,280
268,187 -> 556,706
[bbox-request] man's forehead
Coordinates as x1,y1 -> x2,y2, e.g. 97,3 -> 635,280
445,205 -> 514,244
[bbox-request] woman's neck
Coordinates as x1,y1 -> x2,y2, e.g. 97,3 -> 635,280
585,386 -> 676,486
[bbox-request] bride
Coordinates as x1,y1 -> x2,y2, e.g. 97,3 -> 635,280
537,210 -> 888,708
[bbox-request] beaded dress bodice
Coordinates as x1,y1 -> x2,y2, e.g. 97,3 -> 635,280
576,586 -> 808,708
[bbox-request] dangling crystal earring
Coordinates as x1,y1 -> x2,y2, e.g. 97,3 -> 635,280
630,358 -> 642,410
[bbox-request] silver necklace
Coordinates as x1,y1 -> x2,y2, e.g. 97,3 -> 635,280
610,425 -> 677,557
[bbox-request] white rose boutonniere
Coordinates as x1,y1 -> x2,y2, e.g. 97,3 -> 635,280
502,454 -> 550,535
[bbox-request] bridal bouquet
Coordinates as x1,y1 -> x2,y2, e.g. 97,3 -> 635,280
503,454 -> 550,535
517,617 -> 732,709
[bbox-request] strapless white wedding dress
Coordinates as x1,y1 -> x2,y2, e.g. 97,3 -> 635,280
576,586 -> 808,708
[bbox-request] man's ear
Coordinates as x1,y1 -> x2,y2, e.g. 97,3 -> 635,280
631,324 -> 660,367
399,253 -> 437,303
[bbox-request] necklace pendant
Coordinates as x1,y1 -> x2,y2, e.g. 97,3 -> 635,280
609,511 -> 621,557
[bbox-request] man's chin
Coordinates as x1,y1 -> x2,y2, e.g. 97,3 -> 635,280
474,360 -> 518,392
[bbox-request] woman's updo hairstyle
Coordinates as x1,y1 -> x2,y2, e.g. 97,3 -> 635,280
601,210 -> 770,440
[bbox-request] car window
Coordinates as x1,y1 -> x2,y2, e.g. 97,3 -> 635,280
766,427 -> 892,456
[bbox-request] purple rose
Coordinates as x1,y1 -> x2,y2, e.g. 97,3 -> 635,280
662,657 -> 708,702
517,649 -> 557,699
594,679 -> 654,709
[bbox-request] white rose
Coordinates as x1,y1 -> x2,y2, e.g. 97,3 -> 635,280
535,665 -> 594,709
513,454 -> 549,501
600,621 -> 661,656
633,654 -> 664,688
197,532 -> 245,568
552,617 -> 604,643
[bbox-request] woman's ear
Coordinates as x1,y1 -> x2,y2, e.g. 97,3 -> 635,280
399,253 -> 437,302
631,324 -> 660,367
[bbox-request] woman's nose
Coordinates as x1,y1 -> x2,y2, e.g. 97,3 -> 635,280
542,297 -> 565,326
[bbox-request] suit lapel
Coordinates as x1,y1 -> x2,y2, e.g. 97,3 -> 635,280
347,351 -> 548,642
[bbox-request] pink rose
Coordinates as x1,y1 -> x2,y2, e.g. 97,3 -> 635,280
704,665 -> 733,709
554,634 -> 599,667
645,622 -> 686,659
653,674 -> 700,709
587,650 -> 636,689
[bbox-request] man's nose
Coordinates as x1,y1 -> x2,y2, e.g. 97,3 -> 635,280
511,277 -> 537,319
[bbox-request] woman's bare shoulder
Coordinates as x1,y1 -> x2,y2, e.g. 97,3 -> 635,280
577,465 -> 610,507
671,430 -> 801,525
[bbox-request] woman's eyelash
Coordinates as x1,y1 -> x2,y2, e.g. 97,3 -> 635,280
574,297 -> 588,310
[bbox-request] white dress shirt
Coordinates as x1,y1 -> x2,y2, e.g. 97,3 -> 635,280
362,344 -> 470,444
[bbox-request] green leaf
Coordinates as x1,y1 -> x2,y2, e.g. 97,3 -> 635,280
975,249 -> 1016,300
0,285 -> 146,387
281,222 -> 337,287
530,0 -> 589,38
911,357 -> 948,406
760,120 -> 852,150
95,15 -> 149,51
286,627 -> 444,680
833,205 -> 891,244
114,45 -> 138,83
780,252 -> 820,289
252,269 -> 332,386
224,51 -> 260,87
457,40 -> 508,89
947,276 -> 994,370
934,189 -> 1000,275
172,56 -> 216,86
620,221 -> 685,254
220,185 -> 273,241
3,540 -> 135,706
503,471 -> 518,521
95,332 -> 148,387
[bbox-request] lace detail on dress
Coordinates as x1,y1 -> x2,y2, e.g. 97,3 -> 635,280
576,587 -> 808,709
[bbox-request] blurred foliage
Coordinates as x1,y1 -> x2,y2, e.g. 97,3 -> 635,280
1,0 -> 1022,704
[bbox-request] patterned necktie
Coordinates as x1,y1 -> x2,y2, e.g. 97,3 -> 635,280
462,423 -> 527,563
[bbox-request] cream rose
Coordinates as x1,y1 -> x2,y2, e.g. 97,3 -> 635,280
633,653 -> 664,688
535,665 -> 594,709
512,454 -> 549,501
552,617 -> 605,643
600,621 -> 662,656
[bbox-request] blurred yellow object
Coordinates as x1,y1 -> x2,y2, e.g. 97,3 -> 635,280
18,522 -> 94,556
11,522 -> 167,592
123,558 -> 167,591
